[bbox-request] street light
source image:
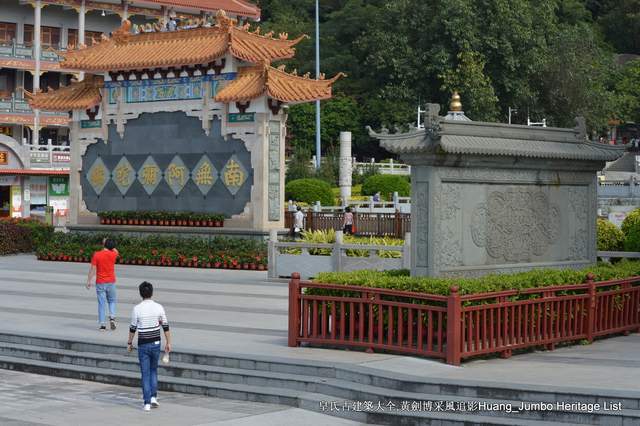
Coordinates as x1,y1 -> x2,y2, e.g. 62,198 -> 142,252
314,0 -> 321,169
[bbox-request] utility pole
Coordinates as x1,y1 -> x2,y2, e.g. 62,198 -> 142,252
508,107 -> 517,125
314,0 -> 321,169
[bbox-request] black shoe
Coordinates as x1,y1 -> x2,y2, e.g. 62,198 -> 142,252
110,318 -> 117,330
99,325 -> 107,332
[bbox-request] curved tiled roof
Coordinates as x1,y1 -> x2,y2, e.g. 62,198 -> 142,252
59,15 -> 304,72
25,75 -> 103,111
370,120 -> 626,162
215,64 -> 344,103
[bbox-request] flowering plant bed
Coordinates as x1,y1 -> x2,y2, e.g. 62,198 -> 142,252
98,211 -> 225,227
35,233 -> 267,270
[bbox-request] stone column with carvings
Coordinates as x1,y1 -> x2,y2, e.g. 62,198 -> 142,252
339,131 -> 352,202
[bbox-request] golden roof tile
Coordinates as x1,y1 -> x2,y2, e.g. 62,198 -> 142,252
215,64 -> 345,103
59,13 -> 305,72
25,75 -> 103,111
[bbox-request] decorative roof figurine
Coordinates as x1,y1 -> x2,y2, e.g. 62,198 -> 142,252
444,91 -> 471,121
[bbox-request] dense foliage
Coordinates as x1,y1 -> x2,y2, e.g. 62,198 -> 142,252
313,260 -> 640,298
0,219 -> 53,255
258,0 -> 640,158
361,175 -> 410,199
285,178 -> 335,205
36,233 -> 267,269
597,218 -> 625,251
622,209 -> 640,251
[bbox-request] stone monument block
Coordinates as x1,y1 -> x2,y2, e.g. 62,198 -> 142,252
371,102 -> 624,277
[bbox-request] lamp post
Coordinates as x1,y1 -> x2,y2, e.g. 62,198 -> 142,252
314,0 -> 321,169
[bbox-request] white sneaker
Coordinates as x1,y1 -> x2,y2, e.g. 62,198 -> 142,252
143,404 -> 151,412
150,397 -> 159,408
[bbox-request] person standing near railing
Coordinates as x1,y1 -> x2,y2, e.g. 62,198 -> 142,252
293,206 -> 304,239
343,206 -> 354,235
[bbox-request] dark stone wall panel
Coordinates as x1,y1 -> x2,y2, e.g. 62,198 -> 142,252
81,112 -> 252,216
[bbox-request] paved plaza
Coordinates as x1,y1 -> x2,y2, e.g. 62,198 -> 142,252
0,369 -> 363,426
0,253 -> 638,423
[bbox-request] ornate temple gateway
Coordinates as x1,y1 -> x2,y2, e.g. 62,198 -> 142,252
27,11 -> 342,233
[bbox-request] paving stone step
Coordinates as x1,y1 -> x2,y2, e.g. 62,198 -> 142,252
0,354 -> 588,426
0,331 -> 635,411
0,341 -> 637,425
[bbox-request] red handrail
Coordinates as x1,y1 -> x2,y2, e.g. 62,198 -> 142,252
288,273 -> 640,365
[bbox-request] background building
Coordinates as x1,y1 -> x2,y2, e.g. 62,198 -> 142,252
0,0 -> 259,220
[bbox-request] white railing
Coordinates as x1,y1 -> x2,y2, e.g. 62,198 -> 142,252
288,192 -> 411,214
353,159 -> 411,176
268,230 -> 411,279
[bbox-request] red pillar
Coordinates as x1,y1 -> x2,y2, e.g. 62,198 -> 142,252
446,285 -> 462,365
288,272 -> 301,347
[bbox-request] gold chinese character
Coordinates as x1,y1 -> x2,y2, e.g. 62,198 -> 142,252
89,165 -> 106,188
114,163 -> 132,186
223,159 -> 244,188
167,163 -> 187,186
140,165 -> 159,185
194,162 -> 214,186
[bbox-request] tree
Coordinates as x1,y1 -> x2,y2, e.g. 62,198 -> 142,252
440,51 -> 499,121
535,24 -> 617,130
615,59 -> 640,123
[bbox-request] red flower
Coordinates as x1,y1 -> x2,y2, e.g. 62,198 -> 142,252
231,259 -> 238,266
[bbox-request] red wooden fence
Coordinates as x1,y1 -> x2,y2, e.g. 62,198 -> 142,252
284,211 -> 410,238
287,273 -> 640,365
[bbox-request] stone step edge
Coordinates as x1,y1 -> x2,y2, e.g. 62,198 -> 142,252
0,330 -> 636,402
0,355 -> 584,426
3,341 -> 635,422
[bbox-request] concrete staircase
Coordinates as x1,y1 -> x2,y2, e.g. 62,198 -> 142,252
0,332 -> 637,425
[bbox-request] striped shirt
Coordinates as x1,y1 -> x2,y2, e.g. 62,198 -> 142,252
129,300 -> 169,345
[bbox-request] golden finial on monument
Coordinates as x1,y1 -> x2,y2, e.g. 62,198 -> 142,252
450,91 -> 462,112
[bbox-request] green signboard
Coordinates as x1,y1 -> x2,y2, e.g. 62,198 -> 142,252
228,113 -> 255,123
81,119 -> 102,128
49,176 -> 69,196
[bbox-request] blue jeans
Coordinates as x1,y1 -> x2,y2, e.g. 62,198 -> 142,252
95,283 -> 116,325
138,341 -> 161,404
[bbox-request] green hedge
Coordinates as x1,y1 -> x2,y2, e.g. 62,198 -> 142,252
0,219 -> 53,255
36,233 -> 267,267
622,209 -> 640,251
312,260 -> 640,298
285,178 -> 334,205
361,175 -> 410,199
597,218 -> 624,251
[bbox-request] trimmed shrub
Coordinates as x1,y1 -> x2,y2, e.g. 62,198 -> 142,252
622,209 -> 640,251
362,175 -> 410,199
0,219 -> 52,255
285,178 -> 334,206
0,222 -> 32,255
312,260 -> 640,299
597,218 -> 624,251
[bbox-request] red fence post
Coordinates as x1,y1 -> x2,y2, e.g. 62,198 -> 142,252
288,272 -> 302,347
306,210 -> 314,231
446,286 -> 462,365
586,272 -> 596,344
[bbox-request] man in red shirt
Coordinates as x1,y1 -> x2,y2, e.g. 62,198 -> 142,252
86,238 -> 119,331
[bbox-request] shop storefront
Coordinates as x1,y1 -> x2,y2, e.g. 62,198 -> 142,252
0,137 -> 69,220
